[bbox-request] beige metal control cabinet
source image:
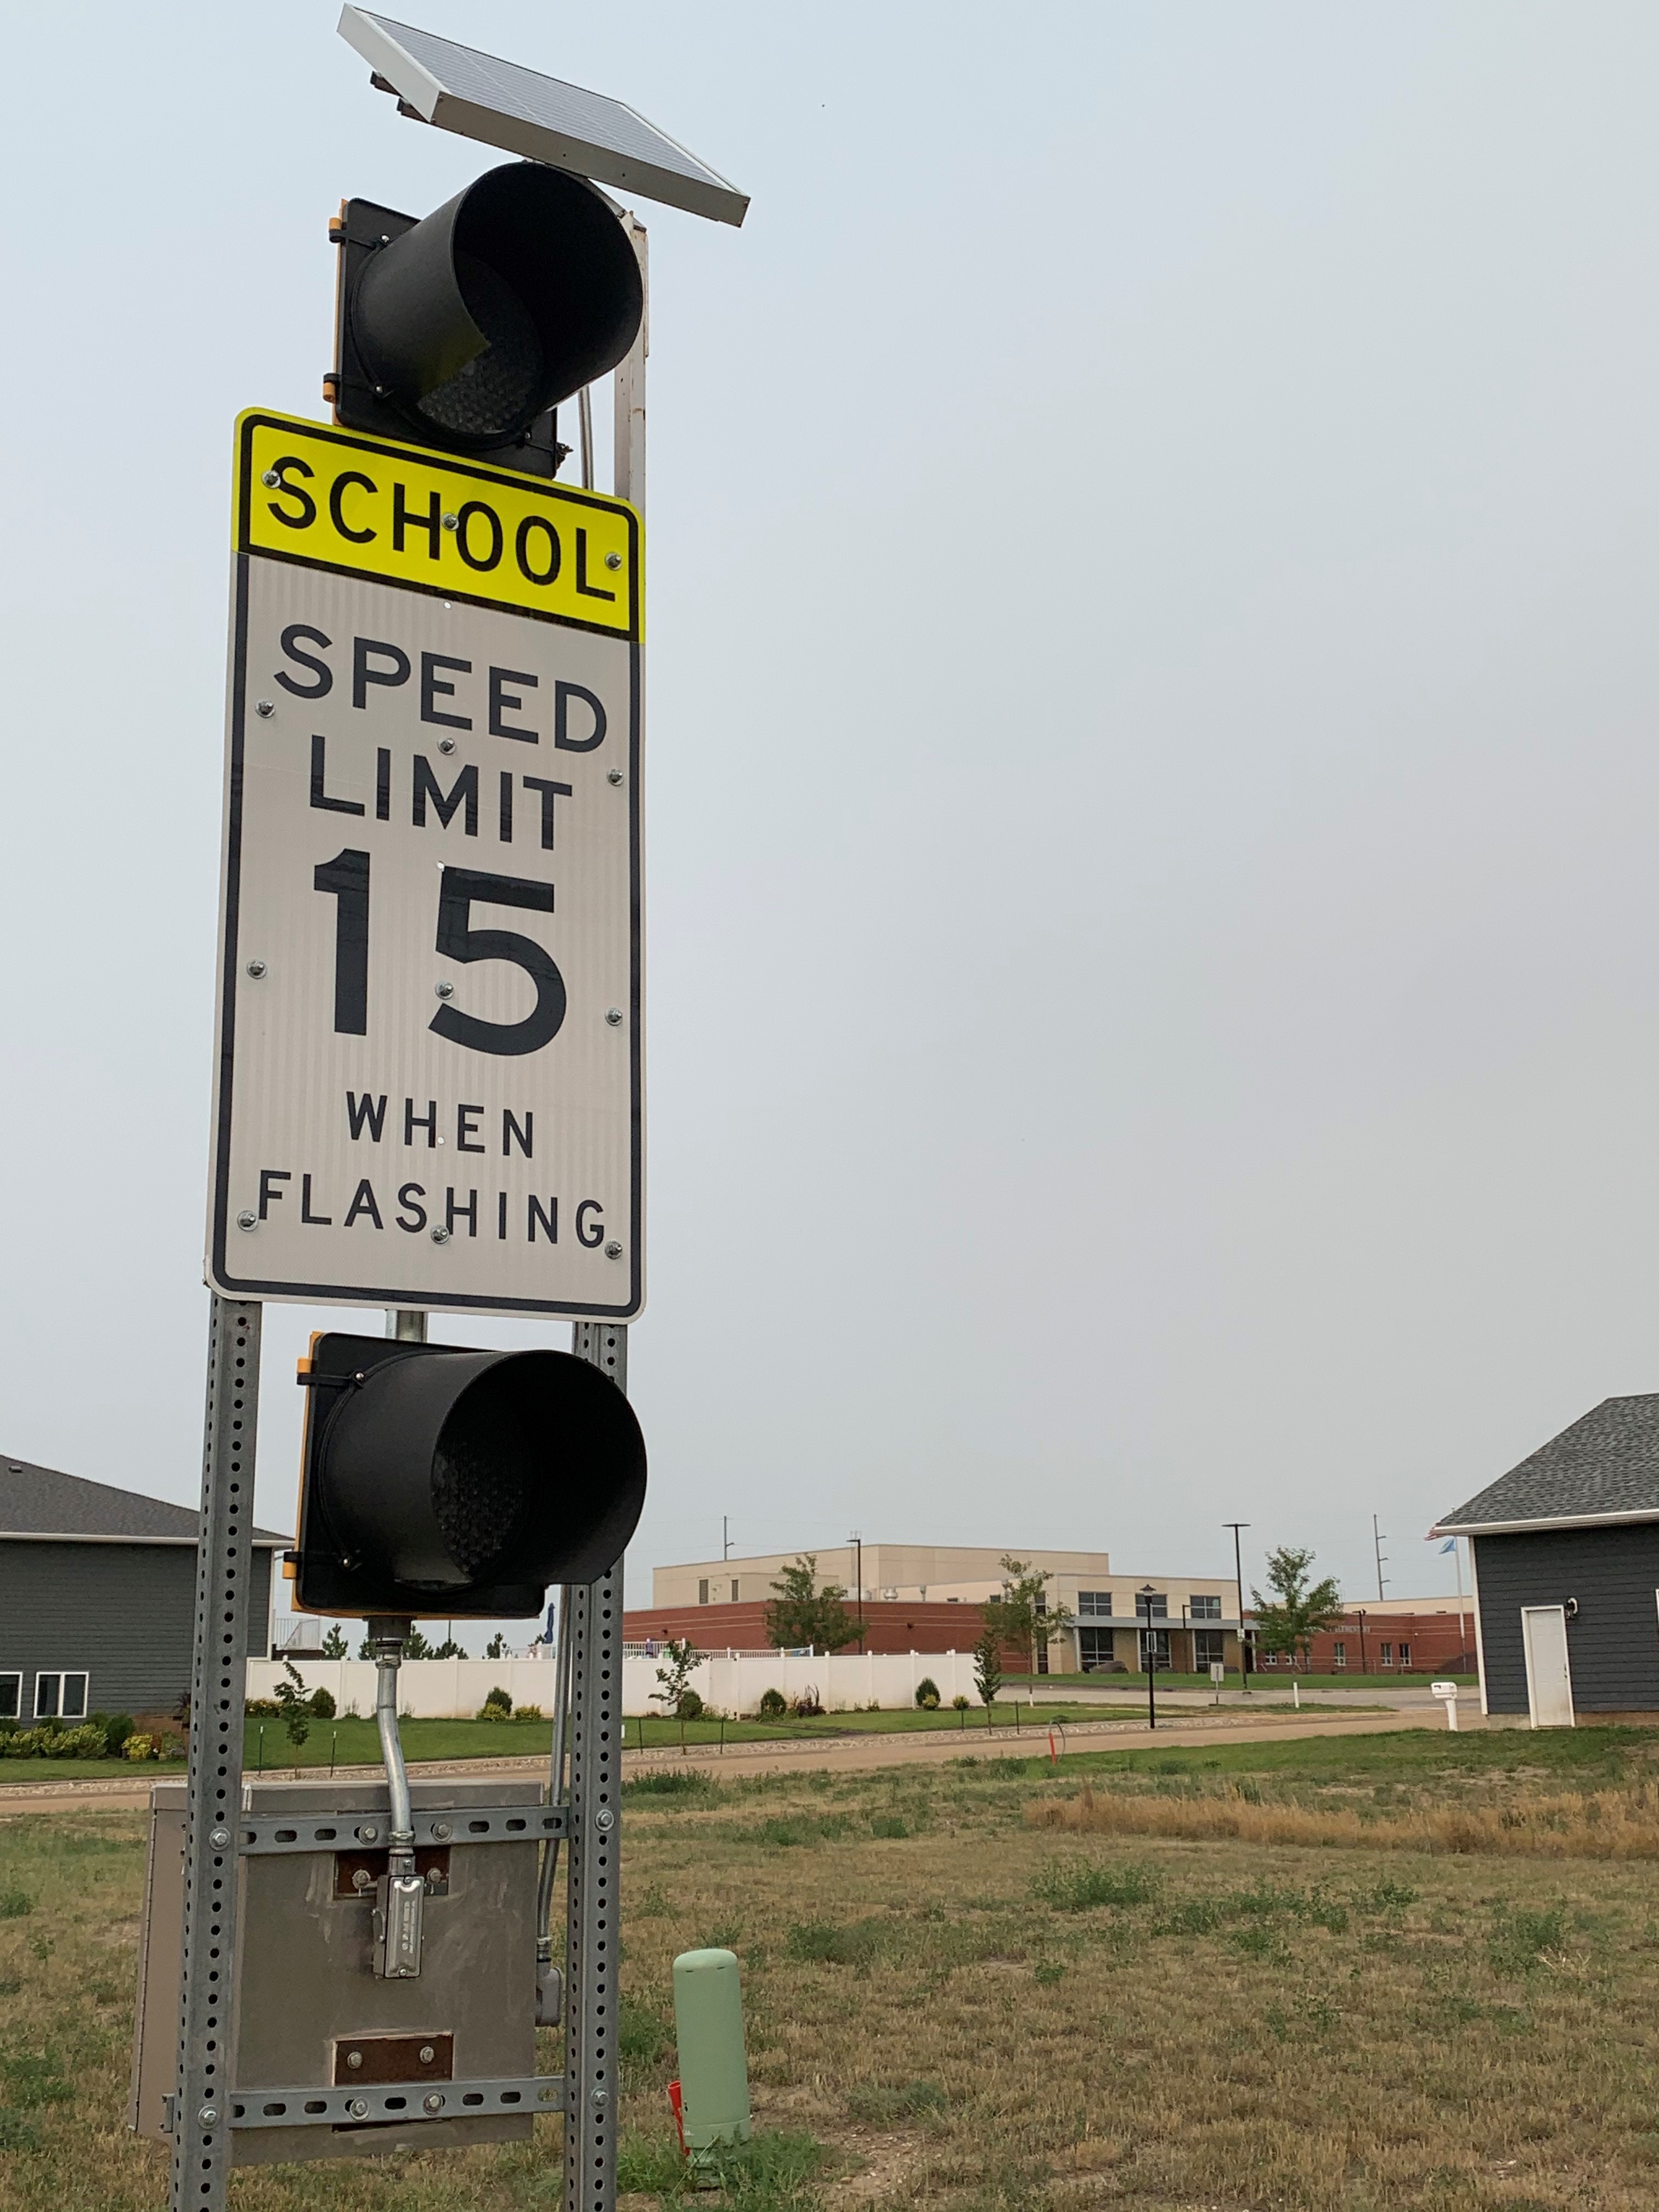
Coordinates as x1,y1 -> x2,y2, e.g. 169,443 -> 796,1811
131,1775 -> 554,2166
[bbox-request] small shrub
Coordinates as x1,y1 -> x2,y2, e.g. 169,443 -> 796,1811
1031,1858 -> 1161,1911
123,1733 -> 157,1763
1489,1904 -> 1569,1976
915,1678 -> 941,1710
676,1689 -> 704,1721
244,1698 -> 281,1718
102,1714 -> 135,1754
758,1688 -> 788,1718
791,1685 -> 823,1717
516,1704 -> 544,1723
478,1687 -> 514,1720
0,1891 -> 32,1920
309,1688 -> 336,1720
951,1694 -> 971,1711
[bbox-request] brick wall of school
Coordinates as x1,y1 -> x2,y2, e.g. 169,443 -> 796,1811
1251,1611 -> 1476,1674
623,1599 -> 1031,1664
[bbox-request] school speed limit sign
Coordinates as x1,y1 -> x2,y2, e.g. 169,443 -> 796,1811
205,410 -> 643,1318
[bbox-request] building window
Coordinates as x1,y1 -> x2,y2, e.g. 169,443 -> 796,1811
1138,1593 -> 1169,1620
0,1675 -> 18,1721
1398,1641 -> 1412,1669
698,1579 -> 709,1604
1380,1643 -> 1393,1667
35,1672 -> 88,1721
1332,1642 -> 1347,1668
1078,1590 -> 1113,1618
730,1579 -> 740,1602
1193,1629 -> 1224,1667
1138,1628 -> 1171,1672
1260,1649 -> 1277,1666
1189,1594 -> 1222,1620
1077,1627 -> 1115,1669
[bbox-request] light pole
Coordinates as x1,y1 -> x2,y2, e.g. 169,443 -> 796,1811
1224,1522 -> 1251,1695
1137,1584 -> 1159,1731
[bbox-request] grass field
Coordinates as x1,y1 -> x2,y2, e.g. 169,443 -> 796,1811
8,1724 -> 1659,2209
0,1702 -> 1136,1789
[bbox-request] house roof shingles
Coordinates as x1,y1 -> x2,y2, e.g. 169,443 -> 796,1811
0,1454 -> 287,1545
1438,1393 -> 1659,1533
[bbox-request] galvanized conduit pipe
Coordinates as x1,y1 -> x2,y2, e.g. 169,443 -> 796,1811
371,1617 -> 415,1850
535,1587 -> 575,2017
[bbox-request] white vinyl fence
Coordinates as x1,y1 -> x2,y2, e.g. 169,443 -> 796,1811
249,1646 -> 981,1720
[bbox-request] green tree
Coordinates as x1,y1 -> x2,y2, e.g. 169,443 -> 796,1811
320,1625 -> 348,1659
428,1637 -> 467,1660
763,1556 -> 862,1653
273,1658 -> 312,1750
651,1638 -> 703,1717
486,1632 -> 509,1660
981,1557 -> 1074,1675
972,1624 -> 1002,1711
1250,1545 -> 1344,1669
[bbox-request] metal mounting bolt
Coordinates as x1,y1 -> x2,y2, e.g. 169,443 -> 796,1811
594,1807 -> 616,1832
357,1824 -> 379,1843
442,512 -> 459,531
236,1210 -> 257,1231
605,551 -> 623,571
208,1827 -> 230,1850
198,2104 -> 220,2128
424,2092 -> 445,2112
261,470 -> 280,489
346,2050 -> 363,2069
605,1240 -> 624,1260
605,1007 -> 623,1026
591,2085 -> 611,2109
607,768 -> 625,786
419,2045 -> 436,2064
431,1224 -> 452,1244
255,699 -> 275,718
245,959 -> 267,979
437,735 -> 456,754
348,2098 -> 369,2119
435,980 -> 455,999
431,1820 -> 452,1841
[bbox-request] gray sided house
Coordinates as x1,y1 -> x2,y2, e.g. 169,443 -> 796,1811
1436,1394 -> 1659,1727
0,1455 -> 287,1725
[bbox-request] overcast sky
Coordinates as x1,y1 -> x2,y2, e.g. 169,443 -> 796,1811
2,2 -> 1655,1630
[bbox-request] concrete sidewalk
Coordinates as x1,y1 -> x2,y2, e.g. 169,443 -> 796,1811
0,1705 -> 1458,1816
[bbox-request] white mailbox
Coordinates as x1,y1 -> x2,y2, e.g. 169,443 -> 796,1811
1430,1679 -> 1460,1730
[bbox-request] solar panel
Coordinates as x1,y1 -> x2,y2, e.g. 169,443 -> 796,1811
337,8 -> 749,228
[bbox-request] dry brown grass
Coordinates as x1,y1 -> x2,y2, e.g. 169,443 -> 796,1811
1029,1769 -> 1659,1858
11,1736 -> 1659,2211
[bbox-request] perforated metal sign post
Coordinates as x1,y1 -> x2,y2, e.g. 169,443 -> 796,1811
206,410 -> 643,1322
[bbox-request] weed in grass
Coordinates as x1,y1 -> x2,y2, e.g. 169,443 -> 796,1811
619,1996 -> 675,2068
0,2107 -> 41,2152
0,1888 -> 32,1918
1488,1905 -> 1569,1976
634,1883 -> 672,1917
870,1814 -> 910,1838
0,2050 -> 72,2107
1032,1960 -> 1065,1986
785,1917 -> 886,1969
617,2129 -> 692,2197
627,1769 -> 721,1802
1229,1923 -> 1284,1961
1030,1858 -> 1160,1911
702,2131 -> 832,2212
846,2078 -> 947,2125
1361,1877 -> 1419,1910
0,1978 -> 18,1997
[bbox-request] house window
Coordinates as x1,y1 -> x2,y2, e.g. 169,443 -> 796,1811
1379,1643 -> 1393,1667
1193,1629 -> 1224,1667
698,1579 -> 709,1604
0,1675 -> 19,1720
1078,1590 -> 1113,1618
1189,1594 -> 1222,1620
1077,1627 -> 1115,1669
35,1672 -> 88,1721
1332,1642 -> 1347,1668
1397,1641 -> 1411,1669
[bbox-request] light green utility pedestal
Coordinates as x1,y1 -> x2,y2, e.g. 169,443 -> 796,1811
673,1947 -> 751,2168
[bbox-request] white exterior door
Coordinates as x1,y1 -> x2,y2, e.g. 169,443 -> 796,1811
1521,1605 -> 1575,1728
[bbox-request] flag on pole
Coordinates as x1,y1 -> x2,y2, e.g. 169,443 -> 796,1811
1439,1537 -> 1457,1553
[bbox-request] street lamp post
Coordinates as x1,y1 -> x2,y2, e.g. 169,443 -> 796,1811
1224,1521 -> 1251,1696
1137,1584 -> 1159,1732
